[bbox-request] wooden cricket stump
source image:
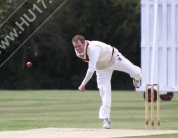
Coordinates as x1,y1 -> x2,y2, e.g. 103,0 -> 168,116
145,84 -> 160,129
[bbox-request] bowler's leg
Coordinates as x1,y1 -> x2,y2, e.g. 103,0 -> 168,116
113,53 -> 142,81
96,69 -> 113,120
110,53 -> 142,88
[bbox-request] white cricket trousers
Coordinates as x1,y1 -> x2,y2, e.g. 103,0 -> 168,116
96,51 -> 142,120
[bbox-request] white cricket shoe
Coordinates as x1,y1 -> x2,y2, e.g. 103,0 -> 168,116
133,78 -> 141,88
102,118 -> 110,129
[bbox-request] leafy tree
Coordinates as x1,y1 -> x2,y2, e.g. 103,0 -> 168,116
0,0 -> 141,90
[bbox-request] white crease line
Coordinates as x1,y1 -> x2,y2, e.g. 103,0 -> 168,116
0,0 -> 28,28
0,0 -> 68,67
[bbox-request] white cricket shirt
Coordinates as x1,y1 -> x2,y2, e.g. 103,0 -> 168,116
75,40 -> 114,86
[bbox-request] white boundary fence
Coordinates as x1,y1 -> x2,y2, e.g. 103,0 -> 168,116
137,0 -> 178,94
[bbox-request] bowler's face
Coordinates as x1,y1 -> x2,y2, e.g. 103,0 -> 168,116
73,40 -> 85,53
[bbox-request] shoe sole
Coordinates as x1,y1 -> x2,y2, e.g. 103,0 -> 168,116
133,79 -> 140,88
103,126 -> 110,129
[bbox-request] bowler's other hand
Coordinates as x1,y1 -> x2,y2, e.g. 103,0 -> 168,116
78,85 -> 85,92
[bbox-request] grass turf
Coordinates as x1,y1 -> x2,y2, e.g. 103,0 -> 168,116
122,133 -> 178,138
0,90 -> 177,131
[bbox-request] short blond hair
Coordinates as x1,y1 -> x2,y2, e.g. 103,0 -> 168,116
72,35 -> 85,43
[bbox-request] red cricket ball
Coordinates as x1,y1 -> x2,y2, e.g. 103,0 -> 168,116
26,62 -> 32,67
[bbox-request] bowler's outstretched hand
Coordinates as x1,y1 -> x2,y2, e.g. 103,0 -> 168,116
78,85 -> 85,92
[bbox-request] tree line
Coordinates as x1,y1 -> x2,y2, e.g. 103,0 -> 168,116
0,0 -> 141,90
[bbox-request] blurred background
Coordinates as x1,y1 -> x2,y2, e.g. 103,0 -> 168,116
0,0 -> 141,90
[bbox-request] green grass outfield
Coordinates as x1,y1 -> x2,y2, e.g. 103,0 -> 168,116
0,90 -> 177,132
123,133 -> 178,138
